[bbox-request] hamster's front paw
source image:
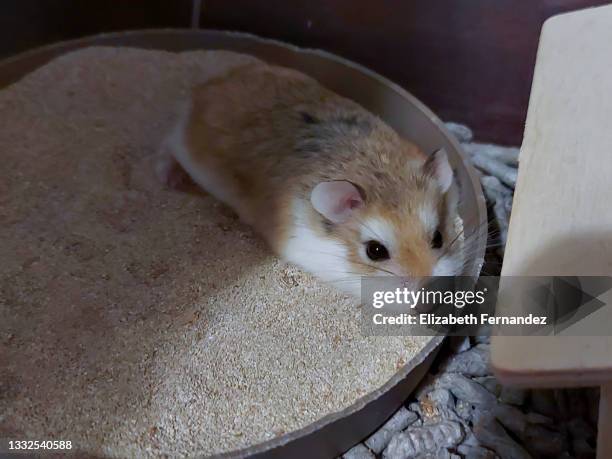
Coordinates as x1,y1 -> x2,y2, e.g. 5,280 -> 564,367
156,152 -> 190,191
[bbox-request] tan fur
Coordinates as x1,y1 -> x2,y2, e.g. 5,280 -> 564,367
176,54 -> 455,278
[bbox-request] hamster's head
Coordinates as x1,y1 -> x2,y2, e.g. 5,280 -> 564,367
310,149 -> 465,296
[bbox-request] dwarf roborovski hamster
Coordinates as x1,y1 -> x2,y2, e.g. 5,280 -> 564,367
157,54 -> 465,297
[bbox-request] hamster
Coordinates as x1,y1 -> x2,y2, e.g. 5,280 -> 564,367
157,55 -> 465,298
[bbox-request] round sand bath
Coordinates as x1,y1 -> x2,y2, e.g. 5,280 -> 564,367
0,48 -> 432,457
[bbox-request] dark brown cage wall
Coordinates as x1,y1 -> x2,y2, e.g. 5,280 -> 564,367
1,0 -> 610,145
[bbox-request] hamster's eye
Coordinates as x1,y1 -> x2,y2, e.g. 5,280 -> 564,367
431,229 -> 443,249
365,240 -> 390,261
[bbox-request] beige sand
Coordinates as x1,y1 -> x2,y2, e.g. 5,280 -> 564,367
0,47 -> 431,457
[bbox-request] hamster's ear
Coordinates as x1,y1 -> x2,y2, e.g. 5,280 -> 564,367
424,148 -> 453,193
311,181 -> 364,224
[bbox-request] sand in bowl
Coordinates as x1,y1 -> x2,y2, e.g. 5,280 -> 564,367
0,48 -> 432,457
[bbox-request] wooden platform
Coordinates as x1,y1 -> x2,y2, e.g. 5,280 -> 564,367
490,5 -> 612,456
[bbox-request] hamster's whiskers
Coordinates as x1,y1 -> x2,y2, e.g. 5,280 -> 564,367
300,247 -> 398,277
441,214 -> 491,260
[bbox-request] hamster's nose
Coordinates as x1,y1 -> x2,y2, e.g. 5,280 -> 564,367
410,265 -> 433,278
